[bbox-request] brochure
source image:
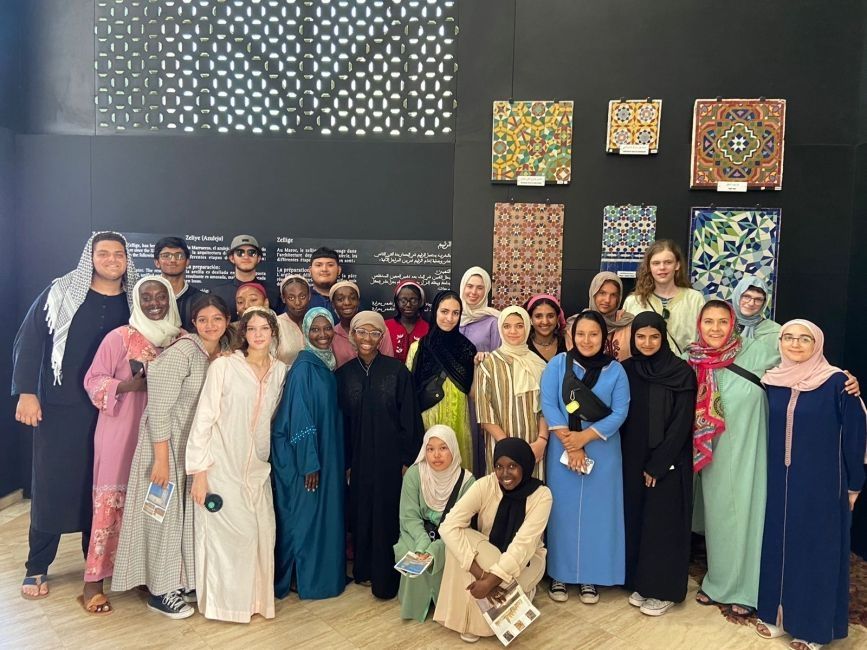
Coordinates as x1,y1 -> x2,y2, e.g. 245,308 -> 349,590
142,481 -> 175,524
394,551 -> 434,577
475,581 -> 540,646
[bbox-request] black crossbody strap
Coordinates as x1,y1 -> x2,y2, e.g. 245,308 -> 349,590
441,471 -> 465,522
726,363 -> 765,390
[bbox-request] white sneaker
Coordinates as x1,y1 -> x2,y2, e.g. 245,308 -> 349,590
640,598 -> 674,616
628,591 -> 646,607
460,633 -> 480,643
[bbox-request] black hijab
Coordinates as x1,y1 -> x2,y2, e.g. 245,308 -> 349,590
412,290 -> 477,394
489,438 -> 544,553
569,310 -> 615,389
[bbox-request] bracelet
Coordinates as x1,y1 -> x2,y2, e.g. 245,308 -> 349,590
538,435 -> 549,441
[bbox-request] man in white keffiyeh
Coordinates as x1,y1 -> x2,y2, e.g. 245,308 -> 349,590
12,232 -> 138,601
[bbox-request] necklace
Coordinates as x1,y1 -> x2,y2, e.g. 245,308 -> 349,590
534,334 -> 556,348
357,356 -> 375,376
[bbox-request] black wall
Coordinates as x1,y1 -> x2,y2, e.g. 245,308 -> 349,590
4,1 -> 866,494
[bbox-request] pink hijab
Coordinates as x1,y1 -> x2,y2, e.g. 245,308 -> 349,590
762,320 -> 841,391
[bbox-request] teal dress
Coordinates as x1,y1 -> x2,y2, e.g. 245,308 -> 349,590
393,465 -> 474,621
271,350 -> 346,600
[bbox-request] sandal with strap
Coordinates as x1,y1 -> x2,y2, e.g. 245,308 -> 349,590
728,603 -> 756,617
756,620 -> 785,639
790,641 -> 822,650
695,589 -> 717,606
21,574 -> 49,600
77,593 -> 114,616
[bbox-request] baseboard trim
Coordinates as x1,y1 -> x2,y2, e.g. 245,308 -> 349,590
0,489 -> 23,512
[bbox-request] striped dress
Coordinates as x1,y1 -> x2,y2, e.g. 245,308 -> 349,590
474,350 -> 544,479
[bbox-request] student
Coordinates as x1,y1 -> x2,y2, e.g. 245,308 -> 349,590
153,236 -> 202,332
386,279 -> 429,364
275,274 -> 310,365
307,246 -> 342,320
330,280 -> 394,367
14,232 -> 138,601
112,295 -> 232,619
209,234 -> 279,319
730,274 -> 780,343
587,272 -> 635,361
524,294 -> 567,363
186,307 -> 287,623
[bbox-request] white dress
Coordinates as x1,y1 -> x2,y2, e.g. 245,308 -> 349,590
186,351 -> 287,623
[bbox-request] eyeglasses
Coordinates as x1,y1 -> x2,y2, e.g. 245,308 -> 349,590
740,295 -> 765,305
232,248 -> 260,258
158,252 -> 186,261
397,297 -> 420,306
352,328 -> 383,340
780,334 -> 815,345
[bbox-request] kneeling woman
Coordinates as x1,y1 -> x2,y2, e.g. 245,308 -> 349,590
620,312 -> 696,616
394,425 -> 475,622
433,438 -> 552,643
186,307 -> 287,622
756,321 -> 866,650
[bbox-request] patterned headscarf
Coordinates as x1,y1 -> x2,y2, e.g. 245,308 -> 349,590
45,232 -> 139,384
686,302 -> 742,472
302,307 -> 337,371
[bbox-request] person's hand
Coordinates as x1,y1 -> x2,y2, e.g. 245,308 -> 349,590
118,371 -> 147,394
473,351 -> 487,365
561,430 -> 584,452
467,572 -> 499,600
843,371 -> 860,396
850,491 -> 860,511
487,585 -> 508,605
530,438 -> 546,462
191,472 -> 209,506
567,449 -> 586,473
305,471 -> 319,492
643,471 -> 657,488
150,457 -> 170,488
401,465 -> 409,476
15,394 -> 42,427
414,553 -> 431,561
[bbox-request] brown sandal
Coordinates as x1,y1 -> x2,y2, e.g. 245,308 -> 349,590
21,574 -> 49,600
77,593 -> 114,616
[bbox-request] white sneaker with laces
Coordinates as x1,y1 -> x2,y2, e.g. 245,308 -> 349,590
640,598 -> 674,616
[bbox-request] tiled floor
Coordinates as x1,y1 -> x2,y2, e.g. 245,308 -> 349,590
1,500 -> 864,649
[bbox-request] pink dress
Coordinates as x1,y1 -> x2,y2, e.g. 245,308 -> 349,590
82,326 -> 163,582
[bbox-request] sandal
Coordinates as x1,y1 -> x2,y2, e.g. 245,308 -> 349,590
756,620 -> 785,639
790,641 -> 822,650
21,574 -> 49,600
695,589 -> 717,606
77,593 -> 114,616
728,603 -> 756,617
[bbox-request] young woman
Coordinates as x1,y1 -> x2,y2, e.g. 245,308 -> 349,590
458,266 -> 501,359
407,290 -> 477,472
623,239 -> 705,355
186,307 -> 287,623
433,438 -> 552,643
523,294 -> 567,362
337,311 -> 424,600
756,321 -> 866,650
272,307 -> 345,600
620,312 -> 697,617
588,272 -> 635,361
275,274 -> 310,365
386,279 -> 429,363
330,280 -> 395,367
475,306 -> 549,477
112,294 -> 231,618
540,311 -> 630,605
730,274 -> 780,343
79,276 -> 181,615
234,281 -> 269,318
394,425 -> 475,622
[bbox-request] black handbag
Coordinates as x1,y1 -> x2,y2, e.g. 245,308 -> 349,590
412,350 -> 448,410
561,351 -> 613,427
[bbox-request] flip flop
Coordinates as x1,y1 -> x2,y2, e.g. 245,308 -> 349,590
727,603 -> 756,617
21,574 -> 49,600
77,592 -> 114,616
695,589 -> 717,606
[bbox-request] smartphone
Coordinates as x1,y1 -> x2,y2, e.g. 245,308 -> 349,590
559,450 -> 595,474
129,360 -> 145,376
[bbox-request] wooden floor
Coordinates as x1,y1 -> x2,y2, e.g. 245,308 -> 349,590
1,500 -> 865,649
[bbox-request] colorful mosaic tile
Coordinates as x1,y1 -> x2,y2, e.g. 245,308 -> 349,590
600,204 -> 658,278
605,99 -> 662,153
690,98 -> 786,190
492,202 -> 565,309
689,207 -> 782,318
491,101 -> 574,184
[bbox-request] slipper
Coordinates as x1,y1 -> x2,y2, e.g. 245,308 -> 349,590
727,603 -> 756,617
756,620 -> 785,639
21,574 -> 49,600
77,593 -> 114,616
695,589 -> 717,606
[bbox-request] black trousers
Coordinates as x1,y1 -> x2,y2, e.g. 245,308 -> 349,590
25,526 -> 91,576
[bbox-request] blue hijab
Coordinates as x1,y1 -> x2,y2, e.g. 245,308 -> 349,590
731,274 -> 770,339
302,307 -> 337,370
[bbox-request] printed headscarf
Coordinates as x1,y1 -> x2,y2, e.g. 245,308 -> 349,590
302,307 -> 336,371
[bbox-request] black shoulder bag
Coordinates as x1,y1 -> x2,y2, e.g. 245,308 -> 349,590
412,350 -> 448,411
726,363 -> 765,391
561,351 -> 614,429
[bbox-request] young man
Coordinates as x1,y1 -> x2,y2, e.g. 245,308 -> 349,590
210,234 -> 280,320
307,246 -> 341,320
12,232 -> 138,600
153,236 -> 202,332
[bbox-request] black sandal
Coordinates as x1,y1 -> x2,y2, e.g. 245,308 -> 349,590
695,589 -> 717,606
727,603 -> 756,617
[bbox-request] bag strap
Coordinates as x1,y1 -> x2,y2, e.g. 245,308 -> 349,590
647,302 -> 684,355
440,471 -> 466,523
726,363 -> 765,390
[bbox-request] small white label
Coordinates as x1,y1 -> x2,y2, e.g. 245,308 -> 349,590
617,271 -> 636,279
516,175 -> 546,186
716,181 -> 748,192
618,144 -> 649,155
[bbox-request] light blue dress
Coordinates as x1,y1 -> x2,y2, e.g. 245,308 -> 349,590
540,354 -> 630,585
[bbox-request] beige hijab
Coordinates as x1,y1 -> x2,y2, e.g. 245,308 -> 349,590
413,425 -> 467,512
588,271 -> 635,330
496,306 -> 547,394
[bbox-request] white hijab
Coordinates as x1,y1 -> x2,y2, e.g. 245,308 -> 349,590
413,424 -> 467,512
459,266 -> 500,326
496,306 -> 547,394
129,276 -> 182,348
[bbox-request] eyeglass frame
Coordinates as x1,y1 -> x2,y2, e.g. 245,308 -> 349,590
352,327 -> 383,340
158,252 -> 187,261
780,334 -> 815,345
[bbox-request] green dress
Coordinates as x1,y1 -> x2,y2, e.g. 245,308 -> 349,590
693,337 -> 780,608
393,465 -> 475,621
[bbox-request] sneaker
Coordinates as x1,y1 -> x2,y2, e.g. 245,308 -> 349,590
147,591 -> 195,619
579,584 -> 599,604
460,633 -> 480,643
548,580 -> 568,602
181,590 -> 197,604
640,598 -> 674,616
628,591 -> 646,607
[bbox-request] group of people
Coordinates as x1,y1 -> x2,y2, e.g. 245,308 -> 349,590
11,232 -> 866,650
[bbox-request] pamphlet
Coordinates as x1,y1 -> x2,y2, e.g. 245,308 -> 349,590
475,581 -> 540,646
142,481 -> 175,524
394,551 -> 433,577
